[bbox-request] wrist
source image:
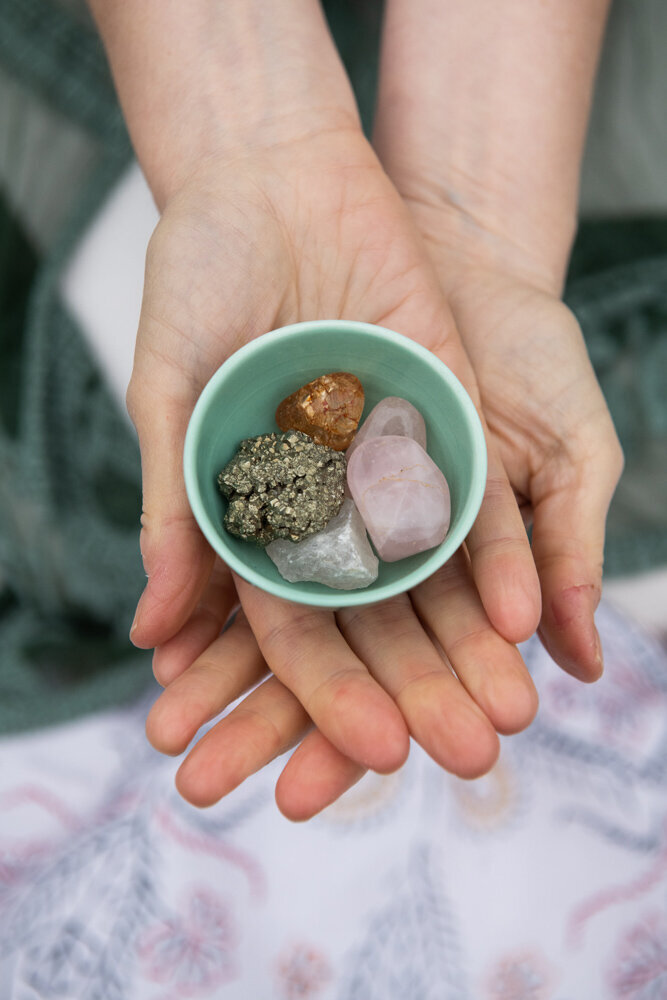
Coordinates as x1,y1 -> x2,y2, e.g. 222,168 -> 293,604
89,0 -> 360,208
374,106 -> 579,296
394,177 -> 573,297
374,0 -> 610,292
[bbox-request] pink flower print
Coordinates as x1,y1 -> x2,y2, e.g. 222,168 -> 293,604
485,948 -> 555,1000
275,942 -> 332,999
609,911 -> 667,998
139,888 -> 238,995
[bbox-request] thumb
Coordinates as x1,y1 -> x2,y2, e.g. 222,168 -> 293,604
531,443 -> 623,682
127,353 -> 214,650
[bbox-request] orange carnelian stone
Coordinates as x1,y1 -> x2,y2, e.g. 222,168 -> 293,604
275,372 -> 364,451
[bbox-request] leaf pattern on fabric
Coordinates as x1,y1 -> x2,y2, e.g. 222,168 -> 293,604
337,843 -> 467,1000
0,709 -> 271,1000
0,814 -> 157,1000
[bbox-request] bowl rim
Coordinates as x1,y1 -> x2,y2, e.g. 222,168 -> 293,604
184,319 -> 487,607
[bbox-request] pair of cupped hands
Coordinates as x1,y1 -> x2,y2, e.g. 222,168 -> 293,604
127,113 -> 622,821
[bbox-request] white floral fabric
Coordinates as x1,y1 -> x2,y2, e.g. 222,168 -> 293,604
1,601 -> 666,999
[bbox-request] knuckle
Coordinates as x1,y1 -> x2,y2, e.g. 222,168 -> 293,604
577,425 -> 625,491
145,223 -> 166,270
234,706 -> 285,759
393,665 -> 446,703
473,533 -> 528,559
427,555 -> 467,593
610,438 -> 625,482
315,668 -> 366,715
125,377 -> 142,426
446,623 -> 495,660
339,596 -> 414,639
188,654 -> 221,680
259,609 -> 327,660
482,474 -> 513,508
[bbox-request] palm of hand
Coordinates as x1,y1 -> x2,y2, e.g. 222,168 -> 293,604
130,130 -> 539,820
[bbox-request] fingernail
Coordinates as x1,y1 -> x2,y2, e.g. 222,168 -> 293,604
130,607 -> 140,642
593,625 -> 603,671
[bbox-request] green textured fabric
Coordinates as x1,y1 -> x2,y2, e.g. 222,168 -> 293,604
0,0 -> 665,736
0,0 -> 148,735
565,223 -> 667,576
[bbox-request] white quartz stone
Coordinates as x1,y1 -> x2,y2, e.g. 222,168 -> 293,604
266,499 -> 379,590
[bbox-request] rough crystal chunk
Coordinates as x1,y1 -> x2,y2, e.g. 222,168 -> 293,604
276,372 -> 364,451
346,396 -> 427,460
266,499 -> 379,590
347,436 -> 450,561
218,430 -> 345,545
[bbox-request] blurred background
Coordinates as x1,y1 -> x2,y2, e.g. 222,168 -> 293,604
1,0 -> 666,735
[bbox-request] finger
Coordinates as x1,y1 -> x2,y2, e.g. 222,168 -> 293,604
531,442 -> 623,682
411,549 -> 539,735
465,440 -> 542,643
145,611 -> 268,756
337,594 -> 502,780
127,364 -> 214,649
175,675 -> 310,808
152,560 -> 238,686
276,730 -> 367,822
234,575 -> 410,774
171,668 -> 366,816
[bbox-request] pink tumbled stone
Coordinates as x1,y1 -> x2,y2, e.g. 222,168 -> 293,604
346,396 -> 427,460
347,436 -> 451,561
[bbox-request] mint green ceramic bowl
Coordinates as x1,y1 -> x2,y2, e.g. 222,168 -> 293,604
184,320 -> 487,607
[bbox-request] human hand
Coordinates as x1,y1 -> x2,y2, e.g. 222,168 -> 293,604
395,193 -> 623,680
128,127 -> 541,819
373,0 -> 621,680
91,0 -> 541,819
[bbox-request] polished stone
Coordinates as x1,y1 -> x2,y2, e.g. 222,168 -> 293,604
347,436 -> 450,561
276,372 -> 364,451
346,396 -> 426,460
266,498 -> 379,589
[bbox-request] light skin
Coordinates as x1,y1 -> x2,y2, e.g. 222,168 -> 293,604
88,0 -> 621,820
374,0 -> 622,679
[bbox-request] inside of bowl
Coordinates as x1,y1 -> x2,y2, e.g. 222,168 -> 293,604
189,323 -> 485,605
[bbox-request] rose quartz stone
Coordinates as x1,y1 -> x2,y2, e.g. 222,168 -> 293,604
346,396 -> 427,460
347,436 -> 451,561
